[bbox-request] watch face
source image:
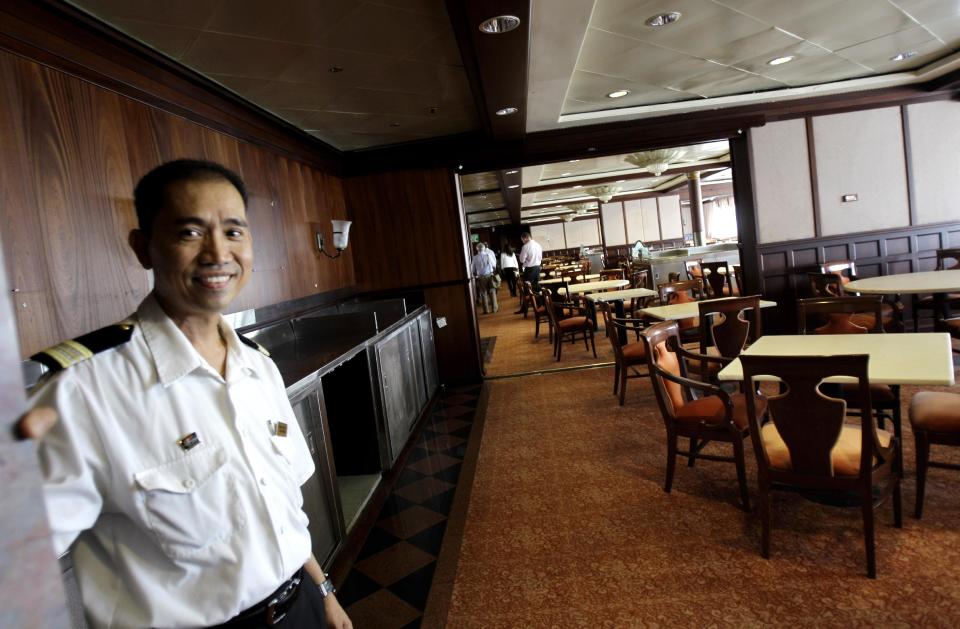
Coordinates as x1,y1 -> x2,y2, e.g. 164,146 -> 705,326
319,579 -> 336,597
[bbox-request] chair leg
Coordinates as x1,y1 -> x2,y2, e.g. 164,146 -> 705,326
915,430 -> 930,519
613,363 -> 620,395
861,488 -> 877,578
759,482 -> 771,559
893,473 -> 903,529
556,333 -> 563,361
665,431 -> 677,493
618,363 -> 628,406
687,437 -> 697,467
534,316 -> 540,338
734,438 -> 751,512
589,328 -> 597,358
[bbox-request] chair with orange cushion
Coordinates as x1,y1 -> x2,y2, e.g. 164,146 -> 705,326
695,295 -> 762,381
684,259 -> 704,283
522,281 -> 550,340
807,276 -> 901,331
600,268 -> 624,281
701,260 -> 734,298
797,296 -> 902,457
910,391 -> 960,518
639,321 -> 762,511
600,304 -> 647,406
740,354 -> 902,578
657,279 -> 705,344
912,248 -> 960,331
541,288 -> 596,361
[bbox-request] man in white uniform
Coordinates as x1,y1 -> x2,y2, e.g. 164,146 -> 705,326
27,160 -> 352,628
516,232 -> 543,314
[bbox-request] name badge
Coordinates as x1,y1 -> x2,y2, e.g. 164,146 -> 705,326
269,421 -> 288,437
177,432 -> 200,451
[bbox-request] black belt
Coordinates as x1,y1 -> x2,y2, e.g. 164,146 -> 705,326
215,569 -> 304,628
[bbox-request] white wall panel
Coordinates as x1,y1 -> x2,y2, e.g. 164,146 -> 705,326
624,199 -> 644,243
601,201 -> 626,246
749,120 -> 816,244
658,195 -> 683,240
813,107 -> 909,236
564,218 -> 601,247
641,197 -> 661,242
906,101 -> 960,226
531,223 -> 566,250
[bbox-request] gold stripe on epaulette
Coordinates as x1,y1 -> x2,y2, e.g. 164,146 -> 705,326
44,340 -> 94,368
255,343 -> 270,357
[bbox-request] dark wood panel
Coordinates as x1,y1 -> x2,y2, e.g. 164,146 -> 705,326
761,251 -> 787,273
0,51 -> 354,357
793,248 -> 818,267
917,232 -> 943,251
823,244 -> 849,261
854,240 -> 880,259
423,283 -> 483,385
886,236 -> 910,256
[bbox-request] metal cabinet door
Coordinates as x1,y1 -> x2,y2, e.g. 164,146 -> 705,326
417,310 -> 439,400
376,321 -> 426,465
289,387 -> 343,566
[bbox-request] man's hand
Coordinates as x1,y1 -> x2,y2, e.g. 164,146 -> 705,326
323,594 -> 352,629
15,406 -> 57,440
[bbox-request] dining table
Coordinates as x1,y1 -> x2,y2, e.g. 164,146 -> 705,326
845,269 -> 960,322
639,297 -> 778,321
586,287 -> 658,343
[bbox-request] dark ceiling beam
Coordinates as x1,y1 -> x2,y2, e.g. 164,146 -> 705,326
446,0 -> 530,142
523,161 -> 731,194
496,169 -> 522,224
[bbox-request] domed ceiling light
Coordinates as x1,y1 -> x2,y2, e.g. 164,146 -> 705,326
566,202 -> 595,214
623,148 -> 689,176
586,185 -> 621,203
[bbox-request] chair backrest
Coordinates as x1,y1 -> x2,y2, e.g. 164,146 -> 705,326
808,272 -> 845,297
698,295 -> 762,357
732,264 -> 742,294
820,259 -> 857,279
639,321 -> 688,419
684,259 -> 704,281
600,268 -> 624,281
629,269 -> 650,290
700,260 -> 730,298
658,279 -> 705,305
796,296 -> 884,334
936,248 -> 960,270
741,354 -> 882,479
599,303 -> 624,359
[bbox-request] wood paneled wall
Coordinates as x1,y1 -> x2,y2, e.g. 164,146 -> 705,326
0,51 -> 354,357
345,169 -> 482,384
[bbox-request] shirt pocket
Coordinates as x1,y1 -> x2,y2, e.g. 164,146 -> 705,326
133,445 -> 243,560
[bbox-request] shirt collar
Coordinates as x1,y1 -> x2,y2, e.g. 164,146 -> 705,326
137,294 -> 258,386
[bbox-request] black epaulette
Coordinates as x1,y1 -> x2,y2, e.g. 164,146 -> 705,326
238,333 -> 271,357
31,320 -> 136,372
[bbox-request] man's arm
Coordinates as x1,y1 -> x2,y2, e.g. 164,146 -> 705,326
304,555 -> 352,629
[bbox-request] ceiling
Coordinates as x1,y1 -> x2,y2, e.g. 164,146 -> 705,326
66,0 -> 960,154
462,139 -> 732,228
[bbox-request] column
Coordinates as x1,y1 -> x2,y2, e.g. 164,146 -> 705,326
687,171 -> 705,246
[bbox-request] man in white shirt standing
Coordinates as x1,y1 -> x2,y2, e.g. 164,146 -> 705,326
27,160 -> 352,628
516,232 -> 543,314
470,241 -> 498,314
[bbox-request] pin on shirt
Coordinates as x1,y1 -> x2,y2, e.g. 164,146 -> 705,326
269,421 -> 288,437
177,432 -> 200,451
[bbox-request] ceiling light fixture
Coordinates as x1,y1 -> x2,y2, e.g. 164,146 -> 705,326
607,89 -> 631,98
569,159 -> 580,163
624,148 -> 689,176
573,185 -> 583,188
891,50 -> 918,62
645,11 -> 681,27
586,185 -> 621,203
495,106 -> 518,116
767,55 -> 795,66
561,172 -> 572,176
506,169 -> 519,174
508,184 -> 520,189
479,15 -> 521,34
328,66 -> 343,73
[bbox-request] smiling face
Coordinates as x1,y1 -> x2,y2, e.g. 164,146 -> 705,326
130,177 -> 252,322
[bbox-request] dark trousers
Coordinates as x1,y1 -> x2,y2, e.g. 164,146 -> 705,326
502,268 -> 518,296
522,265 -> 541,292
213,577 -> 326,628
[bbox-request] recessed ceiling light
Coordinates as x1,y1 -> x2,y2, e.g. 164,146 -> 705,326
573,185 -> 583,188
568,159 -> 580,163
506,169 -> 519,174
891,50 -> 918,62
607,89 -> 631,99
329,66 -> 343,73
479,15 -> 521,34
767,55 -> 795,66
561,172 -> 572,176
645,11 -> 681,27
616,179 -> 626,183
550,192 -> 558,195
508,184 -> 519,189
495,106 -> 518,116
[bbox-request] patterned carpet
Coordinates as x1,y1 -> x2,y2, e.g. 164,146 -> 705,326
445,365 -> 960,627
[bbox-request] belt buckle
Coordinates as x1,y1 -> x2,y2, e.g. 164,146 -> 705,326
264,574 -> 301,626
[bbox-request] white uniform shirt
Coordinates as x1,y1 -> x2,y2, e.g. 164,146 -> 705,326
518,239 -> 543,267
30,294 -> 315,628
471,249 -> 495,276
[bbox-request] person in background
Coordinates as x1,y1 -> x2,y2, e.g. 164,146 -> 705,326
25,159 -> 352,629
500,244 -> 520,297
471,241 -> 498,314
518,231 -> 543,291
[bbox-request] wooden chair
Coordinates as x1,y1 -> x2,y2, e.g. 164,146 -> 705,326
796,297 -> 902,454
912,248 -> 960,331
657,279 -> 705,344
701,260 -> 733,298
808,272 -> 845,297
909,391 -> 960,518
639,321 -> 760,511
522,281 -> 551,341
541,289 -> 596,361
600,268 -> 624,281
740,354 -> 902,578
808,273 -> 902,331
731,264 -> 743,296
600,304 -> 647,406
697,295 -> 763,380
684,259 -> 704,283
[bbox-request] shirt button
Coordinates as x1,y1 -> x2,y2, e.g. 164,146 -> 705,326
259,477 -> 268,486
183,479 -> 196,489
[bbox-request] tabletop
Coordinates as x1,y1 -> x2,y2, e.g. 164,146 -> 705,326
586,287 -> 657,302
717,333 -> 955,386
640,298 -> 777,321
844,269 -> 960,295
539,278 -> 566,285
561,279 -> 630,294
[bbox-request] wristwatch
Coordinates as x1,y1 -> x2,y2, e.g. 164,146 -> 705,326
317,574 -> 336,599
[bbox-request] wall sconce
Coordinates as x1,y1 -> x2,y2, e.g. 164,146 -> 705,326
315,219 -> 352,259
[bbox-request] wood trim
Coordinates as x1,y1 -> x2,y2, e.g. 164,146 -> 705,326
901,105 -> 918,227
805,117 -> 822,238
0,0 -> 342,174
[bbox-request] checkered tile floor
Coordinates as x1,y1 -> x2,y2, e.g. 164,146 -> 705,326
337,386 -> 482,628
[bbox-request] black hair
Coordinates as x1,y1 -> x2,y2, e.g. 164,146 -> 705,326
133,159 -> 248,234
521,232 -> 531,239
